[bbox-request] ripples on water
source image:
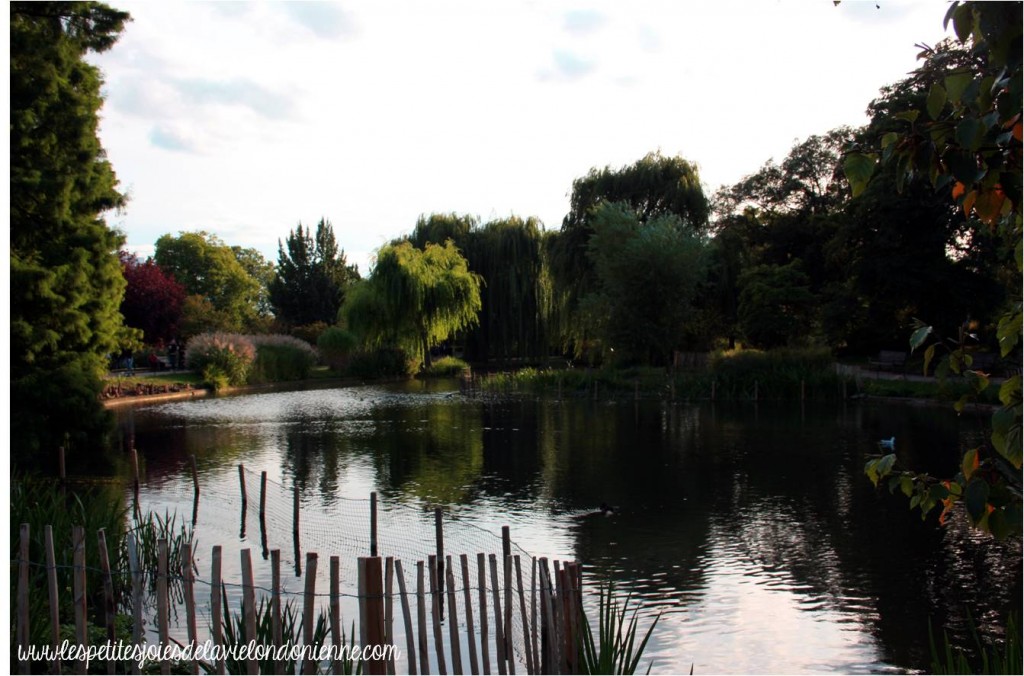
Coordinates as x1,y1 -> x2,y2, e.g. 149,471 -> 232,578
121,382 -> 1022,674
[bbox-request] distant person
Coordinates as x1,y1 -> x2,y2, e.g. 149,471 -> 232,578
168,339 -> 178,370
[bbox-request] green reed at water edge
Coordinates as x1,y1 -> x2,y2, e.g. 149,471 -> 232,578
577,584 -> 661,675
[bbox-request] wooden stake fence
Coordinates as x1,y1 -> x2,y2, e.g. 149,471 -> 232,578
16,513 -> 605,675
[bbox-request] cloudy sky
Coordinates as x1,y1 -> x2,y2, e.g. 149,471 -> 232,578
90,0 -> 951,273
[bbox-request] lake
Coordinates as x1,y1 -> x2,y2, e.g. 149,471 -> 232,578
117,379 -> 1022,674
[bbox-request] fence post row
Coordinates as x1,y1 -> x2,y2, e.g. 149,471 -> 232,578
17,478 -> 601,676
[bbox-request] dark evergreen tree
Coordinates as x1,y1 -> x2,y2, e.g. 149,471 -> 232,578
10,1 -> 132,464
269,218 -> 358,326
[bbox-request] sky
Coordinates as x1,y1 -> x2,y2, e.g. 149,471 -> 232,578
88,0 -> 953,273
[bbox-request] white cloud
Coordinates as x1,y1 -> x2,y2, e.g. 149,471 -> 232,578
89,0 -> 951,274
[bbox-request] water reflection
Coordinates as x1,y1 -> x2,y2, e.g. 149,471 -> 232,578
119,382 -> 1021,673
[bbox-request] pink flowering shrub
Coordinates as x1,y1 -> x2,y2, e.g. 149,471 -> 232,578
185,333 -> 256,387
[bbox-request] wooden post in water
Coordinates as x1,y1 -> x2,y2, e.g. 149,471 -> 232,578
240,549 -> 257,675
211,546 -> 224,676
190,454 -> 200,496
271,549 -> 283,674
460,554 -> 479,675
530,557 -> 539,674
428,555 -> 447,675
371,491 -> 379,557
489,554 -> 507,676
478,553 -> 491,675
330,556 -> 342,676
127,534 -> 144,672
444,557 -> 463,674
416,561 -> 430,675
385,557 -> 396,675
434,507 -> 445,618
259,470 -> 267,519
293,482 -> 301,540
302,552 -> 319,676
44,526 -> 62,675
96,529 -> 117,675
17,524 -> 29,676
130,447 -> 141,506
394,559 -> 418,675
515,556 -> 535,675
58,445 -> 67,495
181,541 -> 198,675
157,538 -> 169,675
504,553 -> 515,675
360,557 -> 387,676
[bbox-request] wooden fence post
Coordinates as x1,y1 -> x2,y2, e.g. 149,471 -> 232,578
157,538 -> 169,675
126,533 -> 143,674
17,523 -> 30,676
96,528 -> 117,675
331,556 -> 342,676
428,555 -> 447,675
271,549 -> 283,674
460,554 -> 479,675
504,553 -> 516,675
371,492 -> 379,557
386,556 -> 396,675
302,552 -> 319,675
211,545 -> 224,675
532,557 -> 540,671
416,561 -> 430,675
190,454 -> 200,496
181,541 -> 198,674
44,525 -> 62,675
515,556 -> 535,675
434,508 -> 445,618
489,554 -> 507,676
477,553 -> 491,675
360,557 -> 387,676
394,559 -> 418,675
240,548 -> 257,675
293,482 -> 301,541
444,556 -> 463,674
259,470 -> 267,519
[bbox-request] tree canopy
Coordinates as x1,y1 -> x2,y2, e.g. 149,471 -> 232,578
119,251 -> 185,345
154,231 -> 268,333
344,240 -> 482,367
269,218 -> 358,327
10,1 -> 132,461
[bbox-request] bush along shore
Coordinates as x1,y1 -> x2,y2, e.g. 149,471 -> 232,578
474,350 -> 1007,406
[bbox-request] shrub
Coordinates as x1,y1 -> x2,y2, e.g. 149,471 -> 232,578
184,333 -> 256,387
347,347 -> 417,379
250,334 -> 318,383
317,327 -> 358,370
290,321 -> 329,347
420,356 -> 471,378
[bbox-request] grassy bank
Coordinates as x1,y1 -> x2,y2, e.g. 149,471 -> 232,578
479,349 -> 854,401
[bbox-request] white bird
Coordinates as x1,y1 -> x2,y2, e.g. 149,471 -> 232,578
878,437 -> 895,450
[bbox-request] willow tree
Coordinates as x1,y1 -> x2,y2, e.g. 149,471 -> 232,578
549,152 -> 709,357
11,2 -> 131,462
345,241 -> 482,368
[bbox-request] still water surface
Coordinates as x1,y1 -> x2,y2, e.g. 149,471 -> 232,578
118,380 -> 1021,674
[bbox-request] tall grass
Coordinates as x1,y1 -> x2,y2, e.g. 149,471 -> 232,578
249,335 -> 318,383
577,584 -> 660,675
419,356 -> 470,378
929,613 -> 1021,675
479,348 -> 851,401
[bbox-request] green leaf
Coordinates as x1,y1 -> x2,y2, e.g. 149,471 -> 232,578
998,375 -> 1021,407
952,4 -> 975,42
894,110 -> 920,124
927,83 -> 948,120
923,344 -> 936,376
963,478 -> 990,523
876,454 -> 896,479
991,407 -> 1022,468
944,72 -> 973,104
955,118 -> 986,151
844,153 -> 877,197
909,325 -> 933,352
900,476 -> 914,497
945,150 -> 985,184
881,132 -> 899,149
961,448 -> 979,481
996,309 -> 1022,356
